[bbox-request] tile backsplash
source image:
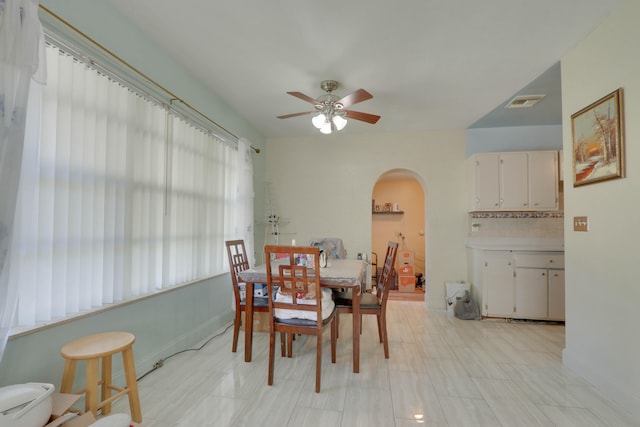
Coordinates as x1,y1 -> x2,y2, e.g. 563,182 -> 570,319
468,211 -> 564,238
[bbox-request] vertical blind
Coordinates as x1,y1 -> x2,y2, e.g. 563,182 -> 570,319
9,43 -> 239,326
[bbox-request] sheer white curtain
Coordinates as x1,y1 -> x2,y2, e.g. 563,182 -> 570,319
9,41 -> 238,330
0,0 -> 46,362
165,118 -> 235,283
235,138 -> 255,266
13,45 -> 167,323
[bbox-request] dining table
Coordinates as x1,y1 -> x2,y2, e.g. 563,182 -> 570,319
238,258 -> 367,373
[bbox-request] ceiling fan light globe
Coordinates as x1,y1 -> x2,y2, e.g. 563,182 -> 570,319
312,113 -> 326,129
320,122 -> 332,134
333,115 -> 347,130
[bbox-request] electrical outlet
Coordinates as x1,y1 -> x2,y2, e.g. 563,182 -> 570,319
573,216 -> 589,232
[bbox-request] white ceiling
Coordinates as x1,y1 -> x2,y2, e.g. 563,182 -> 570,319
106,0 -> 620,138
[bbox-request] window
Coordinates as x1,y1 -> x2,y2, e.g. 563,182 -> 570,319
9,41 -> 241,327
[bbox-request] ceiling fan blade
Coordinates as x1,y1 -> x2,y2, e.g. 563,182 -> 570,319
287,91 -> 319,106
344,110 -> 381,124
277,111 -> 313,119
337,89 -> 373,108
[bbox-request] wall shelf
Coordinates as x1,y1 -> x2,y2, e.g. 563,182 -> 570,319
372,211 -> 404,215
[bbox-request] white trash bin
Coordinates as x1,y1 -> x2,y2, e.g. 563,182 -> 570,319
445,281 -> 469,314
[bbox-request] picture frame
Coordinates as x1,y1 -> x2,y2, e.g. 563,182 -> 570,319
571,88 -> 625,187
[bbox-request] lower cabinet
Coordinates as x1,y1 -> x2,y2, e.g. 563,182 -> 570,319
472,249 -> 565,321
548,269 -> 565,320
513,252 -> 565,321
482,251 -> 514,317
515,268 -> 548,319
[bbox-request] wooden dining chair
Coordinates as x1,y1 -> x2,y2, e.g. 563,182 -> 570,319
264,245 -> 337,393
334,241 -> 398,358
225,239 -> 270,353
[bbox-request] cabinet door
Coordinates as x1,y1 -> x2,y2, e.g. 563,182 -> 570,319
515,268 -> 548,319
548,269 -> 565,320
500,153 -> 528,210
529,151 -> 558,210
473,153 -> 501,210
483,253 -> 514,317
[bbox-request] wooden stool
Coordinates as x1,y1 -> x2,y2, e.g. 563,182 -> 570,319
60,331 -> 142,423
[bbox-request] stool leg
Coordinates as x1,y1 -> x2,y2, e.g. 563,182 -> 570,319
122,347 -> 142,423
85,358 -> 99,418
60,359 -> 77,394
101,355 -> 112,415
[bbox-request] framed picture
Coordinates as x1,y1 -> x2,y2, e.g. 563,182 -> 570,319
571,88 -> 625,187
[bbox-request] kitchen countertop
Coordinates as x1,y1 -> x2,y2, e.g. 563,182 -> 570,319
466,237 -> 564,252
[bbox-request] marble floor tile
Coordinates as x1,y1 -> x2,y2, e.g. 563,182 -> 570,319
388,369 -> 448,425
106,301 -> 637,427
438,395 -> 501,427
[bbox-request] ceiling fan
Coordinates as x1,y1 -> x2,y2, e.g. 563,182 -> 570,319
277,80 -> 381,134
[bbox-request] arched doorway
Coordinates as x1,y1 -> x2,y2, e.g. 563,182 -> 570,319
371,169 -> 426,301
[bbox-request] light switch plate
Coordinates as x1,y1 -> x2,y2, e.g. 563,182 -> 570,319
574,216 -> 589,232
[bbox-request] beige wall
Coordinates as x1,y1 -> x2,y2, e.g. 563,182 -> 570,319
265,130 -> 467,308
561,0 -> 640,417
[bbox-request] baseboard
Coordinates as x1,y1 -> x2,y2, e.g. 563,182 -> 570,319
388,289 -> 425,302
113,314 -> 231,385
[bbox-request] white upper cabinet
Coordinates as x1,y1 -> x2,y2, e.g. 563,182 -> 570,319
529,151 -> 559,210
469,150 -> 559,211
499,152 -> 529,210
471,153 -> 500,210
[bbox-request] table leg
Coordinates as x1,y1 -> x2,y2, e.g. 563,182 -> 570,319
352,286 -> 360,373
244,281 -> 255,362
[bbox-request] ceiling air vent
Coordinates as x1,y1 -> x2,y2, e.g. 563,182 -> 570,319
505,94 -> 545,109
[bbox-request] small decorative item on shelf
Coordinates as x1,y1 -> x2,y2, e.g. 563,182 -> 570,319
384,203 -> 392,212
375,204 -> 380,212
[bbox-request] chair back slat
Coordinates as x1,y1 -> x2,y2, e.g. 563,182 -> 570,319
377,241 -> 399,305
225,240 -> 250,300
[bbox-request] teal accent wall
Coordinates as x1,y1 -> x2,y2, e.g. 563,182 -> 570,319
0,277 -> 230,390
466,124 -> 562,157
